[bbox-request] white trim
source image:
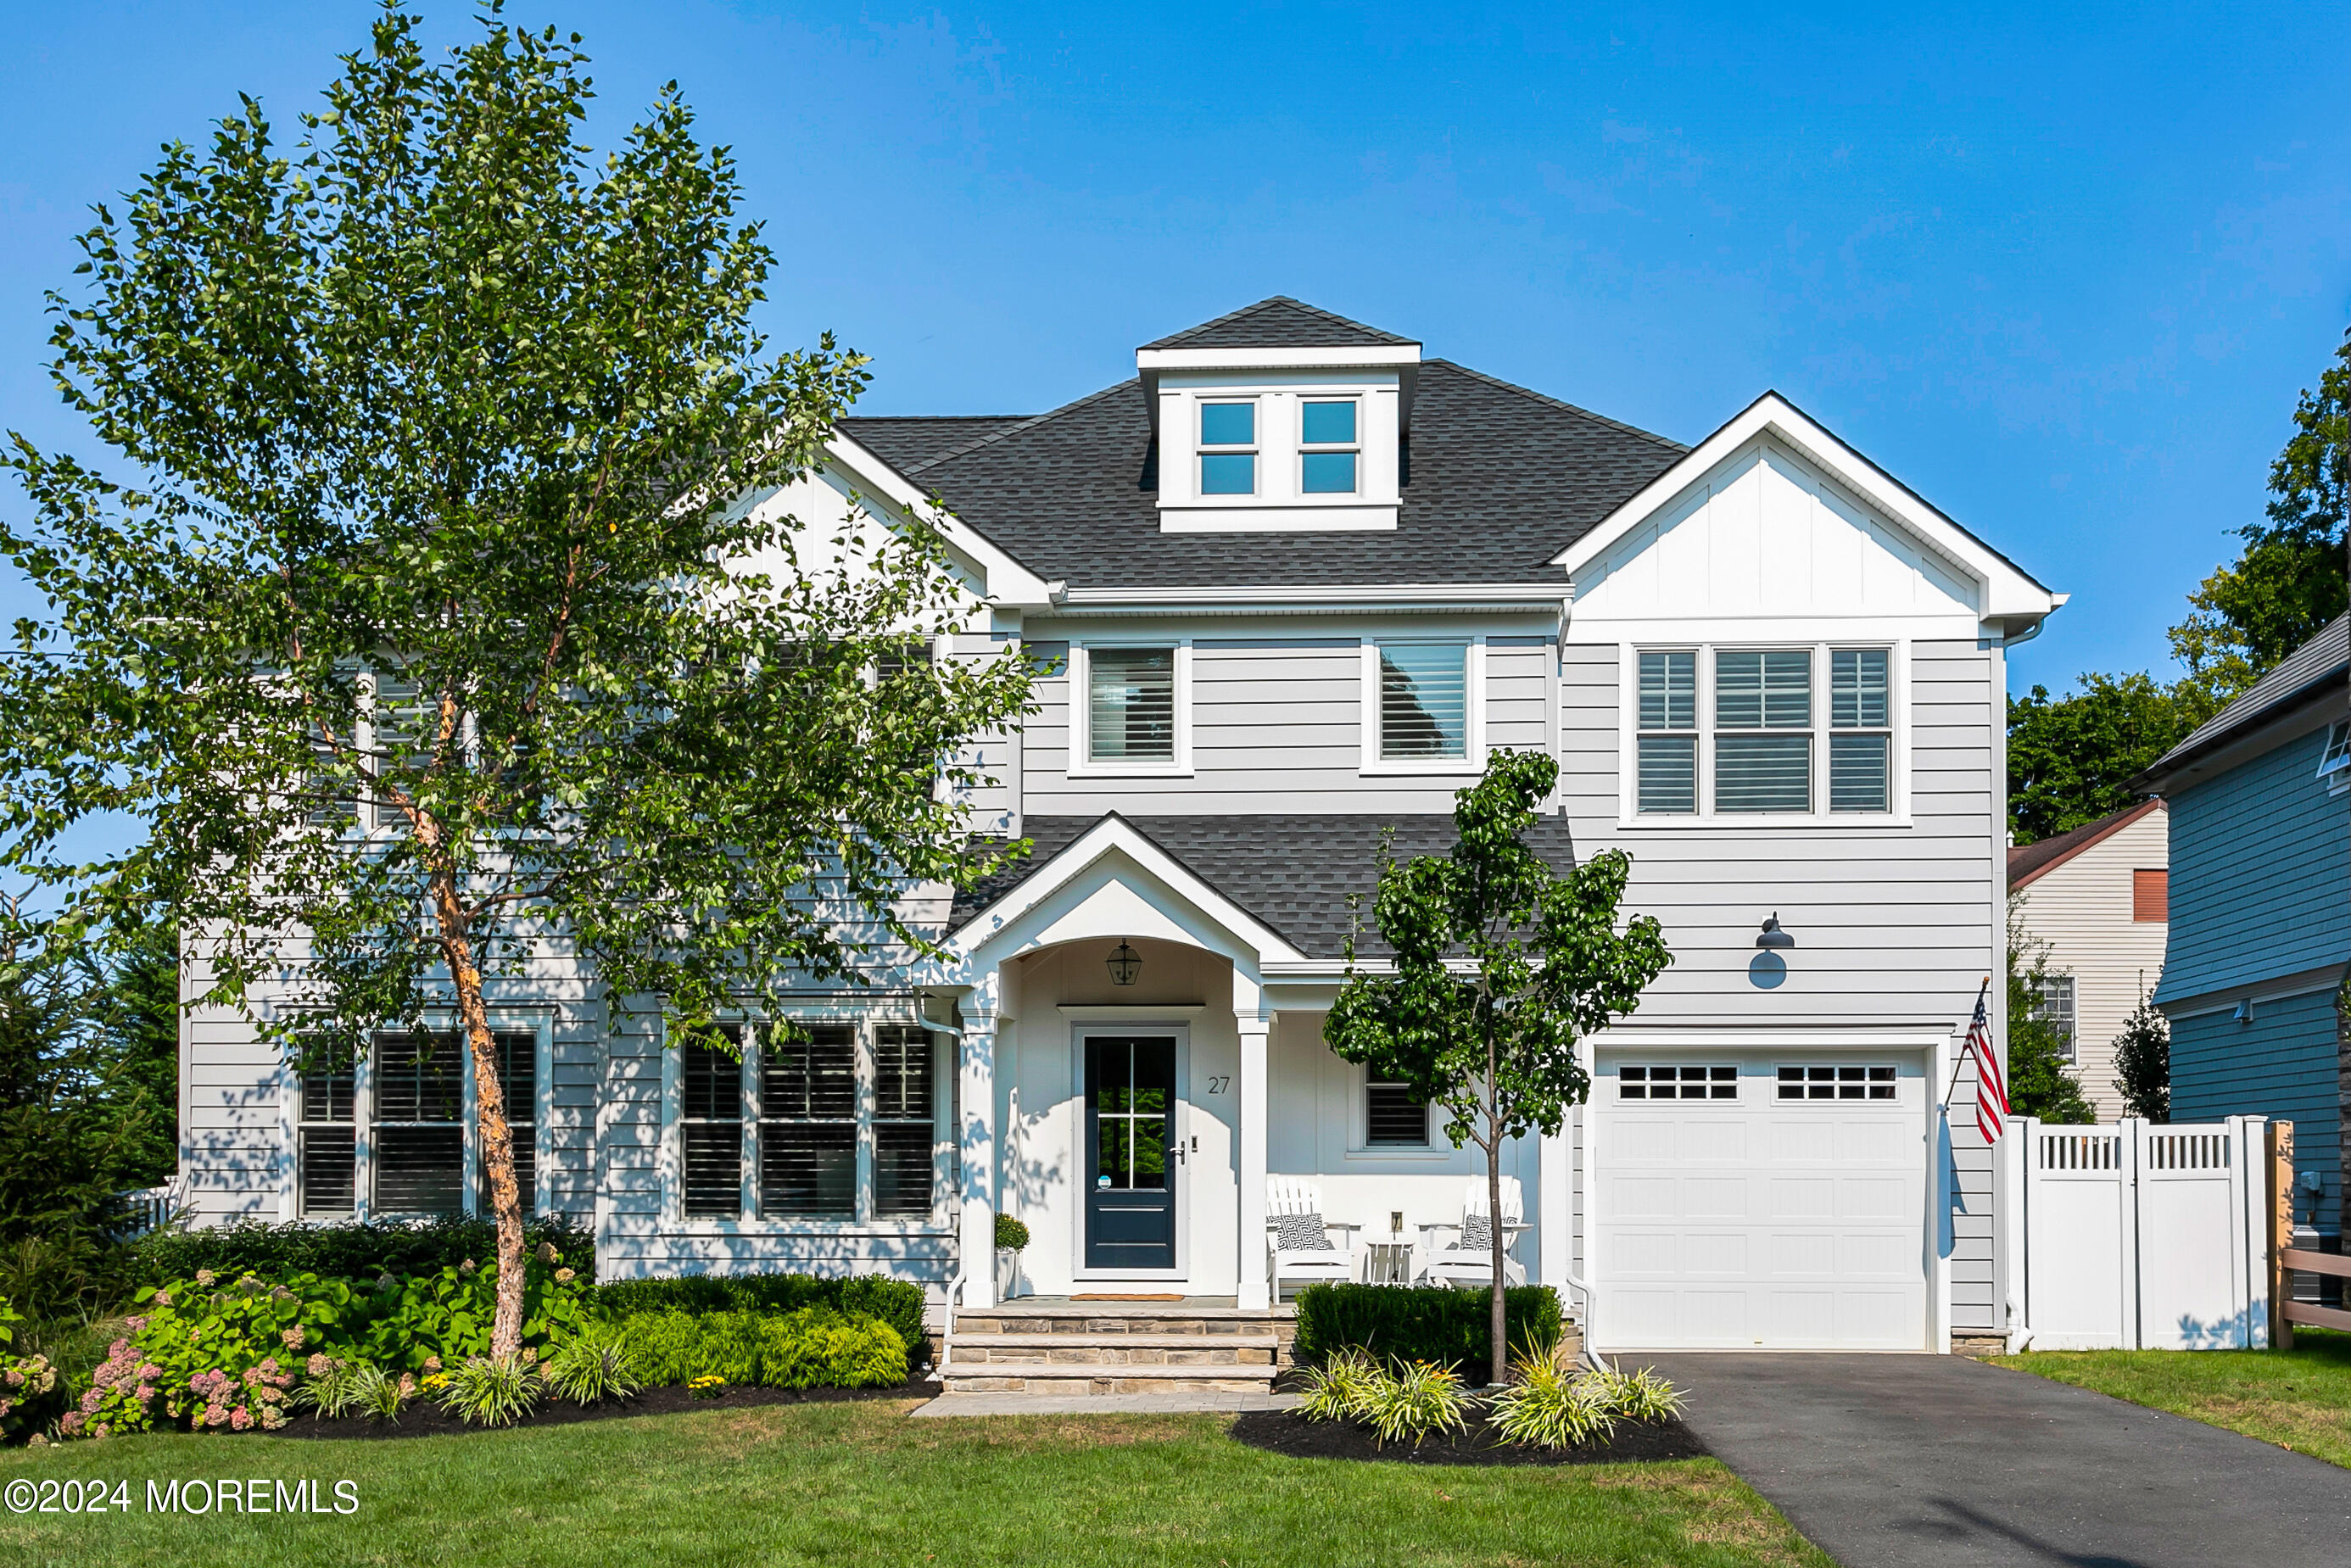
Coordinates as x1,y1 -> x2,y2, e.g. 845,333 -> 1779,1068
1068,1021 -> 1193,1283
1552,393 -> 2058,624
1615,638 -> 1913,829
1067,639 -> 1194,778
1361,635 -> 1488,775
1058,1004 -> 1211,1020
1054,583 -> 1572,611
1139,343 -> 1421,372
821,435 -> 1058,608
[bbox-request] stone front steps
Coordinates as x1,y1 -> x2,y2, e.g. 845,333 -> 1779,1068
940,1303 -> 1293,1398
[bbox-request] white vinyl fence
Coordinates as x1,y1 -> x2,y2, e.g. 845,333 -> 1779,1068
1994,1116 -> 2269,1352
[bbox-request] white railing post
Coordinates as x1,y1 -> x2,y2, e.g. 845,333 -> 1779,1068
1996,1118 -> 2031,1352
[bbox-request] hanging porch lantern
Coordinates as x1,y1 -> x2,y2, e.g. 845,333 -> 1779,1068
1106,940 -> 1142,986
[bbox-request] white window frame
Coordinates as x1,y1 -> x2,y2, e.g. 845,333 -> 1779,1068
1068,640 -> 1194,778
2320,720 -> 2350,793
1297,395 -> 1361,497
1196,396 -> 1260,499
660,1009 -> 953,1236
285,1008 -> 550,1223
1616,639 -> 1910,828
2028,974 -> 2079,1063
1360,636 -> 1487,775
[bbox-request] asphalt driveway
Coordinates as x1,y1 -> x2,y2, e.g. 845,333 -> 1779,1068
1636,1353 -> 2351,1568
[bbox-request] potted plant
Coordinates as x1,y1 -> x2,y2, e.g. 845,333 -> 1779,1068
994,1213 -> 1030,1302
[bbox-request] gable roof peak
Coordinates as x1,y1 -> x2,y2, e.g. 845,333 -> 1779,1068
1139,296 -> 1420,353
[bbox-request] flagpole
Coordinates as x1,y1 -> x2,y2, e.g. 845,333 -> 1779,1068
1943,976 -> 1992,1107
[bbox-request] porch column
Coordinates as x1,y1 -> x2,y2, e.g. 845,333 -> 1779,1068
1236,968 -> 1270,1310
959,978 -> 1001,1310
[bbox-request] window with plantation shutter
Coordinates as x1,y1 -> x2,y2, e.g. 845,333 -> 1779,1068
479,1030 -> 537,1219
1377,642 -> 1469,760
297,1036 -> 356,1218
760,1024 -> 857,1217
371,1029 -> 465,1214
1714,650 -> 1812,812
873,1025 -> 936,1218
1636,650 -> 1697,813
1086,647 -> 1176,762
1829,649 -> 1891,812
680,1026 -> 744,1219
1365,1080 -> 1429,1146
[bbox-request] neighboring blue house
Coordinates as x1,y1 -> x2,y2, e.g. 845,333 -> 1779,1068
2139,612 -> 2349,1239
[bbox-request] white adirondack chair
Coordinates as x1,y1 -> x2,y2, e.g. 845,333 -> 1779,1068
1417,1175 -> 1529,1288
1265,1175 -> 1361,1301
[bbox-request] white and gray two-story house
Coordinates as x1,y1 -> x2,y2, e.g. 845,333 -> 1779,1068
180,298 -> 2058,1358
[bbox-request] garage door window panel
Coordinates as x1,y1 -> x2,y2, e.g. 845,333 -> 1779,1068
1619,1064 -> 1738,1100
1776,1065 -> 1898,1101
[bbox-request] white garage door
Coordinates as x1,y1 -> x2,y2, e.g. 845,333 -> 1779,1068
1593,1052 -> 1929,1351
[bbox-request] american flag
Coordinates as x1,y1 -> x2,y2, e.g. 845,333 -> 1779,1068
1964,982 -> 2008,1142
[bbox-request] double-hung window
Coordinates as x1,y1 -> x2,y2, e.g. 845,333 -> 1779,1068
1300,399 -> 1359,494
372,1028 -> 466,1214
1829,650 -> 1891,812
1636,650 -> 1698,813
1199,401 -> 1256,494
1376,641 -> 1471,762
2029,975 -> 2078,1063
296,1038 -> 357,1219
1715,650 -> 1813,812
761,1024 -> 857,1217
1084,646 -> 1181,767
677,1018 -> 944,1225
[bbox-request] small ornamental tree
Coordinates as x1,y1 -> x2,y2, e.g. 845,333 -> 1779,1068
2112,996 -> 2171,1124
0,8 -> 1030,1357
1325,751 -> 1671,1385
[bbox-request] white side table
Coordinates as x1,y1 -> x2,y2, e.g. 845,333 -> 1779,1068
1362,1241 -> 1414,1286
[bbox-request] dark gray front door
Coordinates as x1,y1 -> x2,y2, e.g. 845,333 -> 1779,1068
1084,1035 -> 1178,1271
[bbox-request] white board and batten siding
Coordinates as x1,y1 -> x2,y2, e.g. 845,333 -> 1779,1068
1561,432 -> 2008,1342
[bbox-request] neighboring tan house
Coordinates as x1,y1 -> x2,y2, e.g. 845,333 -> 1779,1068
2007,800 -> 2170,1119
176,298 -> 2060,1363
2136,612 -> 2350,1242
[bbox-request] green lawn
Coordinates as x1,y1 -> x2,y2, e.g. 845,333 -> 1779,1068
0,1397 -> 1827,1567
1994,1327 -> 2351,1468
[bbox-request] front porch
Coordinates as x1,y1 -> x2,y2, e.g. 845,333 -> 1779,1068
938,814 -> 1558,1323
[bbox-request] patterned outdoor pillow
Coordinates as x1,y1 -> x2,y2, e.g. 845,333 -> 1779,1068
1275,1212 -> 1334,1251
1458,1213 -> 1494,1253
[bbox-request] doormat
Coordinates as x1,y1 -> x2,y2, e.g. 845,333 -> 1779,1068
1070,1292 -> 1187,1302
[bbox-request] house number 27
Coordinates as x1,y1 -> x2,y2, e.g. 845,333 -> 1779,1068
1206,1075 -> 1231,1094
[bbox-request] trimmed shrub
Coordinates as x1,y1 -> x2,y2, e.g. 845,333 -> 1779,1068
1290,1284 -> 1562,1383
593,1273 -> 924,1369
614,1306 -> 906,1389
131,1216 -> 595,1286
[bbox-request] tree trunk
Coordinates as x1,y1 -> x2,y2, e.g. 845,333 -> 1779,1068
428,866 -> 527,1359
1488,1138 -> 1507,1388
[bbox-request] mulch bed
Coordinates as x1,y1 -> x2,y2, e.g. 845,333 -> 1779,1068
1228,1408 -> 1706,1467
268,1380 -> 942,1440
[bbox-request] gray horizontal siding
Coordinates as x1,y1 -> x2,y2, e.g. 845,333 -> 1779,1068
2155,726 -> 2350,1006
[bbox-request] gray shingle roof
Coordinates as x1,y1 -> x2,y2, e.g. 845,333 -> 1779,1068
2142,612 -> 2350,784
950,812 -> 1578,958
842,359 -> 1684,589
1138,296 -> 1418,351
836,415 -> 1030,473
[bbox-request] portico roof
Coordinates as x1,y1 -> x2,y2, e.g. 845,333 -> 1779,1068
948,812 -> 1579,961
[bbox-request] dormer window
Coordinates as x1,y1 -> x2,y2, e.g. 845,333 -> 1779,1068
1199,401 -> 1256,494
1300,399 -> 1359,494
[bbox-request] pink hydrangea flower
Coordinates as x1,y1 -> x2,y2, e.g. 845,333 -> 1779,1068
282,1326 -> 305,1350
3,1367 -> 20,1389
554,1267 -> 576,1283
79,1388 -> 102,1414
194,1269 -> 218,1286
306,1353 -> 330,1376
153,1291 -> 171,1307
58,1412 -> 84,1437
230,1407 -> 253,1431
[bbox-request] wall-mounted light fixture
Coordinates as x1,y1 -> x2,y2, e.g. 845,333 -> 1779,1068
1756,914 -> 1795,951
2232,999 -> 2253,1025
1106,940 -> 1142,986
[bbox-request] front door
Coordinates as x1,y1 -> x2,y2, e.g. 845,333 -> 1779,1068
1084,1035 -> 1179,1271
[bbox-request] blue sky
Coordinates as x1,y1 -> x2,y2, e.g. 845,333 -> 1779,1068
3,1 -> 2347,696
